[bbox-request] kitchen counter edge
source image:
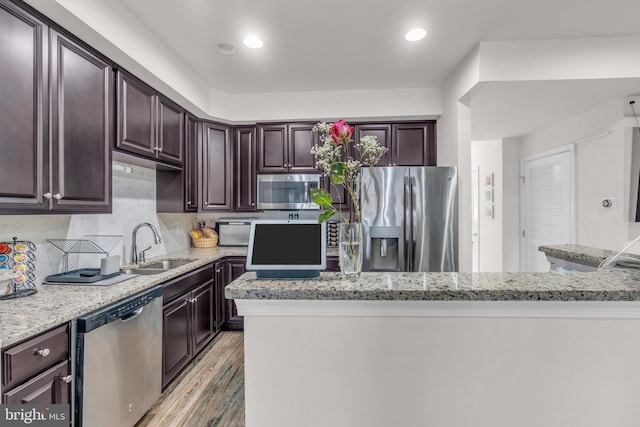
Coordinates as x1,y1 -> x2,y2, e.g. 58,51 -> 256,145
0,247 -> 247,348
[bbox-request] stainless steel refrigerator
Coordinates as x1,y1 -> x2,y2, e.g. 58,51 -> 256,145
360,166 -> 458,272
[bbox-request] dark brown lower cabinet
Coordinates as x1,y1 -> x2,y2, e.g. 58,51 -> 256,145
1,324 -> 70,405
224,257 -> 246,331
326,256 -> 340,272
3,360 -> 70,404
162,264 -> 215,388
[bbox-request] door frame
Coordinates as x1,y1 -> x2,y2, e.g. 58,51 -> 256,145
519,144 -> 576,271
471,167 -> 480,272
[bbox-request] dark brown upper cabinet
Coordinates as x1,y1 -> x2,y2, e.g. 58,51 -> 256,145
234,126 -> 257,211
184,113 -> 198,212
354,124 -> 392,166
354,121 -> 436,167
116,71 -> 183,167
0,0 -> 48,212
392,122 -> 436,166
201,122 -> 232,211
49,29 -> 113,213
257,123 -> 317,173
0,1 -> 112,214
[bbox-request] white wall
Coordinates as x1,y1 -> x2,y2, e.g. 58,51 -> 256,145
502,138 -> 521,271
471,140 -> 503,271
519,97 -> 640,253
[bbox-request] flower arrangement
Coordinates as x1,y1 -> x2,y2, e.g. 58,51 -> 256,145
310,120 -> 388,223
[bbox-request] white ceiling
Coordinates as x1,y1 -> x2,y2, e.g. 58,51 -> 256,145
116,0 -> 640,138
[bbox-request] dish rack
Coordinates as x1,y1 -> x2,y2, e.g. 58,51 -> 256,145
47,235 -> 122,273
0,237 -> 37,300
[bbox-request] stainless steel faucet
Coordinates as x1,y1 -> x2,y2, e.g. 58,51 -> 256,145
131,222 -> 162,264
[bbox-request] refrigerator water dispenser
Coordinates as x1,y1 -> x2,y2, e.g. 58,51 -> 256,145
368,226 -> 403,271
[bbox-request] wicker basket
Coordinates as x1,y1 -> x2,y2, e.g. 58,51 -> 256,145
192,235 -> 218,248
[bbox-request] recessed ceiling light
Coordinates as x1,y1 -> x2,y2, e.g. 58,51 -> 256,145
243,35 -> 263,49
217,42 -> 236,55
405,28 -> 427,42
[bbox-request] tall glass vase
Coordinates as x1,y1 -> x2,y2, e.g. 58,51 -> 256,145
338,222 -> 363,278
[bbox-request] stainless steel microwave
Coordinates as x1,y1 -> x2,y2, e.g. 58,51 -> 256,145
257,174 -> 321,210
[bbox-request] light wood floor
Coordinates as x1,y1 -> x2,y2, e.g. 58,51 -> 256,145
137,331 -> 245,427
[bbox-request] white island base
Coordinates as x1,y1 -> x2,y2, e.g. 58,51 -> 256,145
238,300 -> 640,427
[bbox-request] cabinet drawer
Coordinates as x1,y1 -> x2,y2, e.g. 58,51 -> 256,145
2,325 -> 69,390
162,263 -> 214,304
3,359 -> 70,404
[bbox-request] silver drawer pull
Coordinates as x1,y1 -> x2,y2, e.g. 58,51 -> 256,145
36,348 -> 50,357
61,375 -> 72,383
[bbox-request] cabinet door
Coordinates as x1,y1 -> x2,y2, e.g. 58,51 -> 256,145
184,114 -> 198,212
326,256 -> 341,272
0,0 -> 48,211
213,261 -> 227,331
157,96 -> 184,165
392,122 -> 433,166
288,123 -> 318,172
354,124 -> 392,166
192,281 -> 215,354
3,360 -> 69,404
234,126 -> 257,211
225,257 -> 246,331
49,30 -> 112,213
201,122 -> 232,211
162,295 -> 192,388
116,71 -> 156,158
257,124 -> 288,173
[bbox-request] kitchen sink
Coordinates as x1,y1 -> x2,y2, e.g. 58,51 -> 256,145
122,259 -> 197,276
139,259 -> 194,270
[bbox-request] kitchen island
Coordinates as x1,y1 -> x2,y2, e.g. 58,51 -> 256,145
226,266 -> 640,427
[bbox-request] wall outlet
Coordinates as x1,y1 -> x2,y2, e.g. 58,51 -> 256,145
601,198 -> 616,209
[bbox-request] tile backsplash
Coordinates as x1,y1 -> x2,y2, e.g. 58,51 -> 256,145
0,161 -> 326,287
0,162 -> 196,286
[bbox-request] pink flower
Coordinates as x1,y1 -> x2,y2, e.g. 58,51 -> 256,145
330,120 -> 354,145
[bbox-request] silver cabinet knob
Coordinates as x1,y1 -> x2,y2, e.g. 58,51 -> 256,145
215,268 -> 221,273
43,193 -> 52,199
251,202 -> 255,206
61,375 -> 72,383
53,194 -> 62,200
187,201 -> 192,205
36,348 -> 50,357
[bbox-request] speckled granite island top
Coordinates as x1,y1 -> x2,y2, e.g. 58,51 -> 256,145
0,246 -> 248,348
225,269 -> 640,302
538,244 -> 620,267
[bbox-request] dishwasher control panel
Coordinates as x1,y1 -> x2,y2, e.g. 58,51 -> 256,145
77,285 -> 163,333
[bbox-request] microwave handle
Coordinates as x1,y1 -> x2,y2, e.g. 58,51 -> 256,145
304,182 -> 309,203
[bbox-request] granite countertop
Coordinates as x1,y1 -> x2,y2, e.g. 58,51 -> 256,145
538,244 -> 619,267
225,269 -> 640,302
0,246 -> 247,348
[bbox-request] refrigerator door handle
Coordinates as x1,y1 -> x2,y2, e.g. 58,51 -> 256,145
404,176 -> 412,272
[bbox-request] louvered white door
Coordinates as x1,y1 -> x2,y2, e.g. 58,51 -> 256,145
520,147 -> 574,272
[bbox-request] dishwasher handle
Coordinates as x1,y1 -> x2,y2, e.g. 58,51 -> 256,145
120,307 -> 144,322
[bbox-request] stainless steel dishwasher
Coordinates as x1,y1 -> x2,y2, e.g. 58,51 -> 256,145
75,285 -> 163,427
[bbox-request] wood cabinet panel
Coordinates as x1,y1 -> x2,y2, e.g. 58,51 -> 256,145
201,122 -> 232,211
2,324 -> 68,391
117,71 -> 156,157
257,124 -> 288,173
157,96 -> 184,164
192,282 -> 215,354
214,261 -> 227,331
184,114 -> 198,212
354,124 -> 391,166
50,29 -> 112,212
392,123 -> 432,166
162,294 -> 191,388
288,123 -> 317,172
0,0 -> 48,211
3,360 -> 69,405
234,126 -> 257,211
224,257 -> 246,331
